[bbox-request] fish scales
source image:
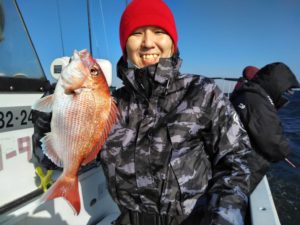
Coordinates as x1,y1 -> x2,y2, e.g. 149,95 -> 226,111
57,96 -> 89,168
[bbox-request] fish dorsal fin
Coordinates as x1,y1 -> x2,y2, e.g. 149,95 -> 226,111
81,99 -> 118,166
41,133 -> 63,167
31,95 -> 54,113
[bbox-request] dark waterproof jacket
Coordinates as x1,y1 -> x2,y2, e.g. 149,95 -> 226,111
32,83 -> 60,170
100,56 -> 252,225
230,62 -> 300,193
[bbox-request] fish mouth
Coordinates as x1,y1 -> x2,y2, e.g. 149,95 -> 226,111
73,49 -> 102,77
77,49 -> 96,70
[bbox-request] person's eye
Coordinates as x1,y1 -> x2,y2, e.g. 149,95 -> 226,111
131,31 -> 142,36
155,29 -> 166,34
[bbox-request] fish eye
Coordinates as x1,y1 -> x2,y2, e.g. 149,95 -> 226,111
90,67 -> 98,76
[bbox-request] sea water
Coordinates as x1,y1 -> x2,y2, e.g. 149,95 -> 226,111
268,90 -> 300,225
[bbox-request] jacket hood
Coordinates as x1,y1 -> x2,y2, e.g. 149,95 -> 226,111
252,62 -> 299,108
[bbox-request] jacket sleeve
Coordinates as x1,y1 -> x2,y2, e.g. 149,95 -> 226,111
202,83 -> 251,225
230,91 -> 289,192
246,97 -> 290,162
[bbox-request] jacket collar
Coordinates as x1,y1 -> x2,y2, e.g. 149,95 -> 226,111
117,54 -> 182,98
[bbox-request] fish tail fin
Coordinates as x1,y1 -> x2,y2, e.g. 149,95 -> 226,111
41,175 -> 80,215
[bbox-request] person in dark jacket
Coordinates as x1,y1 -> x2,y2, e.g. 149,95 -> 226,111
99,1 -> 252,224
33,0 -> 252,224
230,62 -> 300,193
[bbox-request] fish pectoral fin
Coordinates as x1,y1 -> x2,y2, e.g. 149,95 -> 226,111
74,87 -> 92,95
74,88 -> 84,94
81,99 -> 118,166
31,95 -> 54,113
41,133 -> 63,167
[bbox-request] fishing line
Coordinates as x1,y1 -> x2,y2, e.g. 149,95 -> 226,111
87,0 -> 93,55
89,0 -> 100,57
98,0 -> 110,59
55,0 -> 65,56
285,158 -> 297,168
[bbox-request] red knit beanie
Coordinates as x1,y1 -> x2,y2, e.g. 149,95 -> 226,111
119,0 -> 178,57
242,66 -> 259,80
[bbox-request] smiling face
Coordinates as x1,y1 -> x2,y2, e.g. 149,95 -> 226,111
126,26 -> 174,68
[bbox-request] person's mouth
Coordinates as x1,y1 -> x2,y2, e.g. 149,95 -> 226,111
141,54 -> 159,65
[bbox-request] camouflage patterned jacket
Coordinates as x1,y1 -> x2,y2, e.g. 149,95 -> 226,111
100,56 -> 251,225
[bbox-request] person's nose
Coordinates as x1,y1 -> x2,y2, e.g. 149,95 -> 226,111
142,30 -> 155,49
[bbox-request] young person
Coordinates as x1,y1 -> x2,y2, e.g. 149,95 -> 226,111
97,1 -> 251,224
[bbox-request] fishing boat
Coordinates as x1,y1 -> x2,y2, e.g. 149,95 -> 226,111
0,1 -> 281,224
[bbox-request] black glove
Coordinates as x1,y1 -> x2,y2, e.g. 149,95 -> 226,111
31,82 -> 60,170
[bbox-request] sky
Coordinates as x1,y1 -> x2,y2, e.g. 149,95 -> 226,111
2,0 -> 300,89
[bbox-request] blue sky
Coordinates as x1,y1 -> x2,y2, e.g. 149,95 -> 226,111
9,0 -> 300,88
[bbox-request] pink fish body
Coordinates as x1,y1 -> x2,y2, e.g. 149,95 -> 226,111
32,49 -> 118,214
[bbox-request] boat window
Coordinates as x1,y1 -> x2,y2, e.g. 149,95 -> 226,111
0,0 -> 44,80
